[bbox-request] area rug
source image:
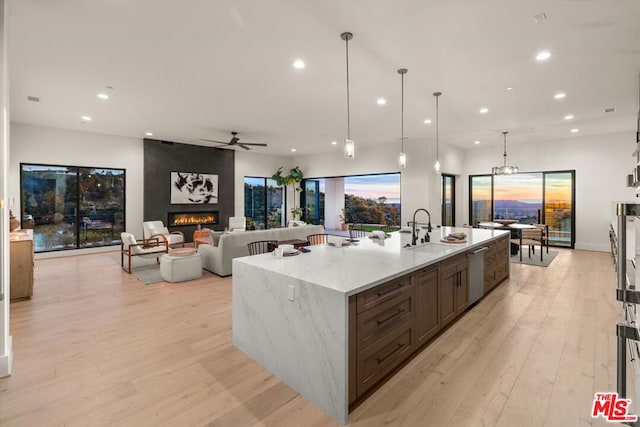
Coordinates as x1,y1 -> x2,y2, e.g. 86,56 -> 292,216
510,250 -> 558,267
109,252 -> 164,284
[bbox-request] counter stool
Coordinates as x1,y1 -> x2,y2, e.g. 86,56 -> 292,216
160,249 -> 202,283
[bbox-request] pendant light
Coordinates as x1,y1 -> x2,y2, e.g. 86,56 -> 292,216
341,32 -> 355,159
492,131 -> 519,175
398,68 -> 408,168
433,91 -> 442,174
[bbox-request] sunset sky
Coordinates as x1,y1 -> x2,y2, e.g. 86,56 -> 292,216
344,174 -> 401,204
472,173 -> 571,203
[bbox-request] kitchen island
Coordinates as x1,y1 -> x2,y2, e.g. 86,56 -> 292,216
232,226 -> 510,424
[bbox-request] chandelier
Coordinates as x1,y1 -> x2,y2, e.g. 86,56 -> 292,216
492,131 -> 519,175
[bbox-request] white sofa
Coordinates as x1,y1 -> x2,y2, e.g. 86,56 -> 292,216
198,225 -> 323,276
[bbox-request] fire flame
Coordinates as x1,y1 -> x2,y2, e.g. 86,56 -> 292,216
171,214 -> 216,225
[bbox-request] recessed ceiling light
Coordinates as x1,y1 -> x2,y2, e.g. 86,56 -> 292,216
377,98 -> 387,106
564,114 -> 574,120
533,13 -> 547,23
81,116 -> 92,122
554,92 -> 566,99
97,93 -> 109,100
291,148 -> 297,152
506,86 -> 513,91
479,107 -> 489,114
536,50 -> 551,61
474,140 -> 481,145
293,59 -> 305,69
570,128 -> 579,133
423,119 -> 432,124
331,141 -> 337,145
145,132 -> 153,136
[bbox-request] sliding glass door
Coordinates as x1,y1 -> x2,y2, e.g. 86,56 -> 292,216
544,172 -> 574,247
244,177 -> 284,229
21,163 -> 125,252
469,170 -> 575,248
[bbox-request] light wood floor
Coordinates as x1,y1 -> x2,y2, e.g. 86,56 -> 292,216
0,249 -> 624,426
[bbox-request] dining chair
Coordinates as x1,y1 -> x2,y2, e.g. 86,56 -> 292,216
511,228 -> 544,262
379,224 -> 398,233
533,223 -> 549,253
307,233 -> 330,245
349,223 -> 368,239
247,240 -> 277,255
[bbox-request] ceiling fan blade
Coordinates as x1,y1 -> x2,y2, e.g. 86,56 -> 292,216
237,143 -> 252,150
237,142 -> 268,147
200,138 -> 230,144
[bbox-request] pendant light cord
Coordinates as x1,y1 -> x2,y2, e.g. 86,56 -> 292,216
436,95 -> 439,160
345,36 -> 351,140
401,72 -> 404,151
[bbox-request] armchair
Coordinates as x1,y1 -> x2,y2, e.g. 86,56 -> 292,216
120,232 -> 168,273
143,220 -> 185,248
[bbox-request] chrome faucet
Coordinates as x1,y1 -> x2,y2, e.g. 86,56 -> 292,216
411,208 -> 432,245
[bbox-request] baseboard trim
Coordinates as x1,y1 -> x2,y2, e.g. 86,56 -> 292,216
0,334 -> 13,378
575,243 -> 609,252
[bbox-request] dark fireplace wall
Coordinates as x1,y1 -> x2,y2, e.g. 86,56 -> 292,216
143,139 -> 234,242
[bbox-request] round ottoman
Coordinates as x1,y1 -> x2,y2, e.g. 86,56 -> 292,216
160,251 -> 202,283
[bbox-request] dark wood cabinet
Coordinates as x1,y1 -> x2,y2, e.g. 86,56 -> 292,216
440,253 -> 468,328
415,265 -> 440,345
483,235 -> 509,294
349,237 -> 508,406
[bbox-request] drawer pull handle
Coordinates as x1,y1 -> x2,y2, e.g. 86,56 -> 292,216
376,309 -> 406,326
376,283 -> 405,298
376,343 -> 405,364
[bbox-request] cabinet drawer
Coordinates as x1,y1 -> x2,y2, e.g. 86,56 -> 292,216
442,252 -> 467,272
357,274 -> 413,313
357,322 -> 414,395
357,292 -> 414,350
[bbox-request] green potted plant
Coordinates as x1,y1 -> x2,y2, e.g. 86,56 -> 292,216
272,166 -> 304,222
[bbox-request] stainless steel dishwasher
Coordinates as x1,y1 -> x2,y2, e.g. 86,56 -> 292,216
468,246 -> 488,305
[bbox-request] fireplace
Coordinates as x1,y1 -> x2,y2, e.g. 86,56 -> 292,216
168,211 -> 218,227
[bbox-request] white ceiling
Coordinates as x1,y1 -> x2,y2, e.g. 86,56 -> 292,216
8,0 -> 640,156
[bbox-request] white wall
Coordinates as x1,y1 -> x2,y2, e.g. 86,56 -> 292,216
9,123 -> 145,256
234,150 -> 292,218
294,139 -> 464,227
324,177 -> 344,230
462,131 -> 636,251
0,0 -> 12,378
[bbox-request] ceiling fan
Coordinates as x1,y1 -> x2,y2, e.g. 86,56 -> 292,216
200,131 -> 267,150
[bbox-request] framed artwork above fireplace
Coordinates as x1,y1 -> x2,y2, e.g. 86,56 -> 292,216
171,172 -> 219,204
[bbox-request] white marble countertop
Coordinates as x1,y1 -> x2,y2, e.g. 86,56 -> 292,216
233,226 -> 509,296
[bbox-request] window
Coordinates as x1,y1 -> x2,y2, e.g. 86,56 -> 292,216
21,163 -> 125,253
469,175 -> 492,226
442,174 -> 455,226
343,173 -> 401,226
244,177 -> 284,229
469,170 -> 575,248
